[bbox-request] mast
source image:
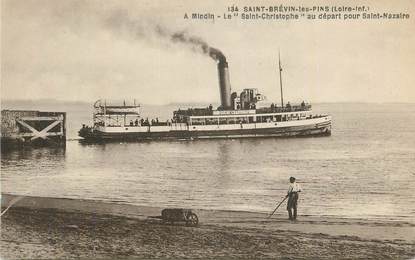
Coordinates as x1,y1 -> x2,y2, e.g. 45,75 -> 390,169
278,51 -> 284,108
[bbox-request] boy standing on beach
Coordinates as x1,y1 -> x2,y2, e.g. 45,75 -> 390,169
287,177 -> 301,220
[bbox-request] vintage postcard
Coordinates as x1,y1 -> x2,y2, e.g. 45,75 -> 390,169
1,0 -> 414,259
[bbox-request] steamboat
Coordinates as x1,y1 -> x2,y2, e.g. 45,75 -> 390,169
79,55 -> 331,141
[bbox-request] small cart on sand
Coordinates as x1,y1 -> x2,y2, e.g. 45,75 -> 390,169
149,208 -> 199,227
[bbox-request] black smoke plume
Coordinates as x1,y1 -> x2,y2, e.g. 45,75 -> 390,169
170,31 -> 226,63
105,10 -> 226,63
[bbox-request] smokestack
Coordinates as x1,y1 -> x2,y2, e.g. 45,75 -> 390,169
218,60 -> 232,110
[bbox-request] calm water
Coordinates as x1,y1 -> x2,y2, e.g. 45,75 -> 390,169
1,102 -> 415,222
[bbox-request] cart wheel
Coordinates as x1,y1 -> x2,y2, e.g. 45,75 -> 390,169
186,213 -> 199,227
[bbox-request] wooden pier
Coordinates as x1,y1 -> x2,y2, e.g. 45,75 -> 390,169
1,110 -> 66,149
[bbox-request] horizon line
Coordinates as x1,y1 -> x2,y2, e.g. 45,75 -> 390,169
1,98 -> 415,106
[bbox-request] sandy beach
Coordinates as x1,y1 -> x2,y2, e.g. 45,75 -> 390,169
1,194 -> 414,259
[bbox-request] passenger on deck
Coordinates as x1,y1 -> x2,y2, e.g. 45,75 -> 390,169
134,119 -> 139,126
129,120 -> 133,126
286,102 -> 291,111
301,100 -> 305,107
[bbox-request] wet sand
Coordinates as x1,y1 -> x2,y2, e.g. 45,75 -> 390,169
1,194 -> 414,259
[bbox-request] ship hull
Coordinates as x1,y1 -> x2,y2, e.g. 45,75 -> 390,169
80,117 -> 331,142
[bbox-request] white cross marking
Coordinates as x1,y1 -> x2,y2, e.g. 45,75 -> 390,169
16,119 -> 62,141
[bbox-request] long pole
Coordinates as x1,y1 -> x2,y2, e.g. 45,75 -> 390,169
267,195 -> 288,219
278,51 -> 284,108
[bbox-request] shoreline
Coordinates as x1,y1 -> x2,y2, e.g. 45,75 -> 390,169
2,193 -> 413,223
2,194 -> 415,242
2,193 -> 415,259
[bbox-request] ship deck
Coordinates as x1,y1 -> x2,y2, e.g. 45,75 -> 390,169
80,115 -> 331,141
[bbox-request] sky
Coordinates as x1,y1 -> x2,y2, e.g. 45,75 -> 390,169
1,0 -> 415,104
